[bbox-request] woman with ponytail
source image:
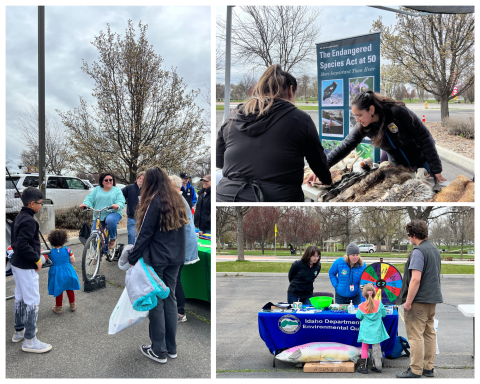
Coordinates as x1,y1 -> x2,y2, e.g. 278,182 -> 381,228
308,90 -> 446,185
216,64 -> 332,202
355,283 -> 390,374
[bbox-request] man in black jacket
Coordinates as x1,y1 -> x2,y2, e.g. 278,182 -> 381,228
122,171 -> 145,244
194,175 -> 211,234
10,187 -> 52,353
179,172 -> 197,210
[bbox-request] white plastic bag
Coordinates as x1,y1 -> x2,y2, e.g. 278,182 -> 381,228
108,288 -> 148,335
434,317 -> 439,354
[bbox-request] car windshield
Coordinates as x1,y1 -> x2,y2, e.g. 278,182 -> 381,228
6,177 -> 20,189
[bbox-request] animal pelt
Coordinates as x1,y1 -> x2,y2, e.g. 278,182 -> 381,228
331,165 -> 414,202
378,178 -> 435,202
432,175 -> 474,202
319,169 -> 376,202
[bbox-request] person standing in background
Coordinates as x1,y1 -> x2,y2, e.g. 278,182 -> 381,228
194,175 -> 211,235
180,172 -> 197,211
122,171 -> 145,245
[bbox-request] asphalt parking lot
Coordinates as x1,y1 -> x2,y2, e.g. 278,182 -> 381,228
5,233 -> 211,378
216,273 -> 475,379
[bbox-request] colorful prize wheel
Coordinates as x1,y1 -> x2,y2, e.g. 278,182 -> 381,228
360,262 -> 403,304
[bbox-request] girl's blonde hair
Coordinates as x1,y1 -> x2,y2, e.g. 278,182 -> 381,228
362,283 -> 376,313
225,64 -> 297,143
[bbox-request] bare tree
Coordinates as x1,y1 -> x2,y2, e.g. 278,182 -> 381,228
16,103 -> 69,175
236,72 -> 257,100
216,82 -> 225,100
372,12 -> 474,124
218,6 -> 322,73
297,74 -> 312,102
57,20 -> 208,184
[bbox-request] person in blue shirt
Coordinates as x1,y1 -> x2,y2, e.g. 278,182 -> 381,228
80,172 -> 126,249
328,242 -> 367,305
179,172 -> 197,210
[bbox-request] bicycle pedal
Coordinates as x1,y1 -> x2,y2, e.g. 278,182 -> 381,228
83,275 -> 106,293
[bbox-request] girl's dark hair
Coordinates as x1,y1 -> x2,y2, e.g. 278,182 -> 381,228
405,220 -> 428,240
21,186 -> 44,206
135,167 -> 189,232
301,245 -> 321,265
48,229 -> 68,247
226,64 -> 297,142
99,172 -> 116,188
351,90 -> 414,147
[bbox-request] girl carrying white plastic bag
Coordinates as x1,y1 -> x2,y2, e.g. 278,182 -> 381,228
108,288 -> 148,335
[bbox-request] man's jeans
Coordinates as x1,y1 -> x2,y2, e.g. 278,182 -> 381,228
149,265 -> 180,357
12,266 -> 40,339
127,218 -> 137,245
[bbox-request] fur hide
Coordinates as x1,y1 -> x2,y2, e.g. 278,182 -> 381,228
433,175 -> 474,202
331,165 -> 414,202
378,178 -> 435,202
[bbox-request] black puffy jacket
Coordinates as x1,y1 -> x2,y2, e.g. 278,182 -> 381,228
287,260 -> 321,298
122,182 -> 140,219
194,187 -> 211,231
11,207 -> 41,270
327,105 -> 442,175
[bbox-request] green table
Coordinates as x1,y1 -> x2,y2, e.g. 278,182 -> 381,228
181,238 -> 211,302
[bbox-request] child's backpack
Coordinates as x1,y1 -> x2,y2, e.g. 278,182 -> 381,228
79,223 -> 91,245
386,336 -> 410,359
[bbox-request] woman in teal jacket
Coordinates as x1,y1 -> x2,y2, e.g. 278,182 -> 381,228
80,172 -> 125,249
328,242 -> 367,305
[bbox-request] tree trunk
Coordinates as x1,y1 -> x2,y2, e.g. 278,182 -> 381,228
236,211 -> 245,261
440,97 -> 450,126
261,242 -> 265,255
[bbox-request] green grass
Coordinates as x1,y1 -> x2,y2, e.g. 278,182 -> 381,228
216,261 -> 474,274
217,250 -> 473,259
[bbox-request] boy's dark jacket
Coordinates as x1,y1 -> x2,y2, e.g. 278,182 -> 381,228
11,207 -> 41,270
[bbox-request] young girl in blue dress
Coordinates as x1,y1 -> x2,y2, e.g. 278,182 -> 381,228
47,230 -> 81,314
356,283 -> 390,374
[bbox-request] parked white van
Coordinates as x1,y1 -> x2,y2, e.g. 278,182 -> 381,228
6,173 -> 92,213
358,244 -> 376,253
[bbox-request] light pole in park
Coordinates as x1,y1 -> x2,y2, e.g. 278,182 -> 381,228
223,5 -> 234,123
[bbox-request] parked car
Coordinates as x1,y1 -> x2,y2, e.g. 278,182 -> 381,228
468,250 -> 474,254
6,173 -> 91,213
81,179 -> 94,189
358,244 -> 376,253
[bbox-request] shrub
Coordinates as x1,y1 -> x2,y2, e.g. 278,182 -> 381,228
55,207 -> 93,230
444,115 -> 475,139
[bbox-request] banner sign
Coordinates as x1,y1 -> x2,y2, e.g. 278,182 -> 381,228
316,32 -> 381,162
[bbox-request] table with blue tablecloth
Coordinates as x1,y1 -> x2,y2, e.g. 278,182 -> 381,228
258,307 -> 398,357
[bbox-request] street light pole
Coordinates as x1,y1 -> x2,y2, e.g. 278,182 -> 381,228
223,5 -> 234,123
38,6 -> 46,196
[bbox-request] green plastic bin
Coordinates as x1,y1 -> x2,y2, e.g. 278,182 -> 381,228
180,238 -> 211,302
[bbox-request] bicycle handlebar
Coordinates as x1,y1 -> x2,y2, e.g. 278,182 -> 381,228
82,205 -> 113,212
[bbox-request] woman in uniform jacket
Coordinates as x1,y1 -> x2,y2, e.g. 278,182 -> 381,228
216,64 -> 332,202
287,246 -> 321,305
307,91 -> 446,185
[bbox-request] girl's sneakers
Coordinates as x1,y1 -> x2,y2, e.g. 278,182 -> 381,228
52,306 -> 62,314
70,302 -> 76,311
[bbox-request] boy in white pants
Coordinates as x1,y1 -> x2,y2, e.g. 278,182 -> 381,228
10,187 -> 52,353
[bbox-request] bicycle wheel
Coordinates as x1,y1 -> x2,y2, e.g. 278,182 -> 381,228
82,234 -> 102,281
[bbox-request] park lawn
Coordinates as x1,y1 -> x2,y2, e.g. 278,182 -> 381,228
216,261 -> 474,275
217,250 -> 474,259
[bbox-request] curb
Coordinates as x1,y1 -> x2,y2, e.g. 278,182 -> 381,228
216,272 -> 474,278
436,146 -> 475,172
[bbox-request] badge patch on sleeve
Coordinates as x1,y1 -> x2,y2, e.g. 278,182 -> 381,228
388,123 -> 398,133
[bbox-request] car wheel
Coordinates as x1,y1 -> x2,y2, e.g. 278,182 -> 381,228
369,249 -> 374,253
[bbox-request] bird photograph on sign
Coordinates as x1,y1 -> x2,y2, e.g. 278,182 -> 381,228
321,79 -> 343,107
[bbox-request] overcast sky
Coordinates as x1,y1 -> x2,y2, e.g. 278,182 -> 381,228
216,5 -> 398,83
5,6 -> 211,166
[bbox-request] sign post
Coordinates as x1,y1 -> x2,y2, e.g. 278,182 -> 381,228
316,32 -> 381,163
274,224 -> 277,256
